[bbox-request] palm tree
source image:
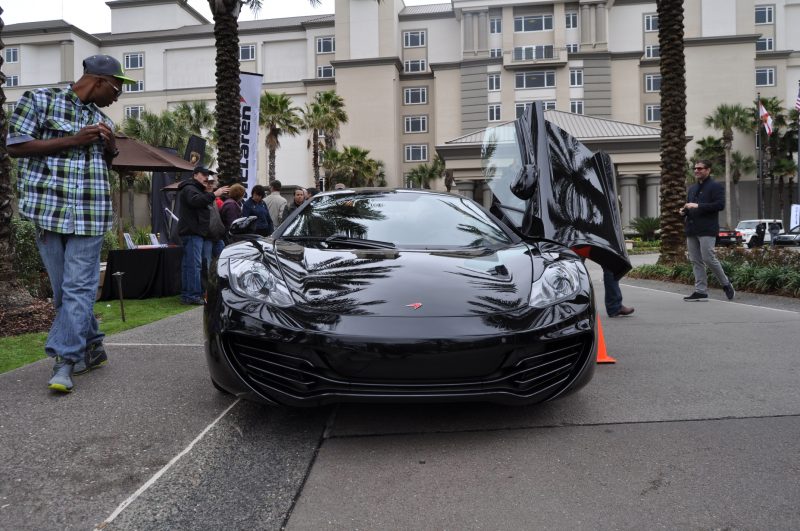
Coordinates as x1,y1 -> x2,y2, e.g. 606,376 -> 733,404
704,104 -> 752,227
730,151 -> 755,221
314,90 -> 348,150
208,0 -> 265,185
259,92 -> 301,183
173,100 -> 215,136
0,6 -> 35,311
301,101 -> 327,185
691,136 -> 725,176
656,0 -> 687,265
407,155 -> 445,189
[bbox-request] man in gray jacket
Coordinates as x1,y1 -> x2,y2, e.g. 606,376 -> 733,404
265,180 -> 288,227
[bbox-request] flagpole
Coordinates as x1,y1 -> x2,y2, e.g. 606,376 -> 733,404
757,93 -> 764,219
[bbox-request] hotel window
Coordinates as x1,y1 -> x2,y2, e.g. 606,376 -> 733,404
645,45 -> 660,58
755,5 -> 774,24
239,45 -> 255,61
566,43 -> 579,53
404,59 -> 426,73
124,105 -> 145,120
404,87 -> 428,105
405,144 -> 428,162
515,71 -> 556,89
515,101 -> 555,118
403,30 -> 426,48
565,12 -> 578,29
490,18 -> 502,34
316,36 -> 335,54
489,48 -> 503,58
124,80 -> 144,93
513,45 -> 554,61
4,47 -> 19,63
124,52 -> 143,69
756,67 -> 775,86
570,69 -> 583,87
570,100 -> 584,115
4,75 -> 19,87
488,104 -> 501,122
644,14 -> 659,32
645,73 -> 661,92
514,15 -> 553,32
756,38 -> 774,52
404,115 -> 428,133
488,73 -> 501,91
645,104 -> 661,122
317,65 -> 335,78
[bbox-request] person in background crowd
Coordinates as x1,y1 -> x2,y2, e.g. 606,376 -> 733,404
265,180 -> 288,227
203,175 -> 226,260
680,159 -> 735,302
178,166 -> 229,306
7,54 -> 136,393
334,183 -> 346,190
306,187 -> 319,198
285,187 -> 306,217
241,184 -> 274,236
220,183 -> 246,229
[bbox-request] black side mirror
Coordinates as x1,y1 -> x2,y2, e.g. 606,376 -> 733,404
228,216 -> 258,235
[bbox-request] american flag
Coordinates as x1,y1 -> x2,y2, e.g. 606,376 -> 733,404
795,85 -> 800,113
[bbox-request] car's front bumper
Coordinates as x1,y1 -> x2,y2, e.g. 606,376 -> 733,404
204,290 -> 596,407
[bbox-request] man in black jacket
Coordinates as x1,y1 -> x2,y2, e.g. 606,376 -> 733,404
680,160 -> 735,301
177,166 -> 229,304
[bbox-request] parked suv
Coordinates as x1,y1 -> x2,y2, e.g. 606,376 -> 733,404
735,219 -> 784,247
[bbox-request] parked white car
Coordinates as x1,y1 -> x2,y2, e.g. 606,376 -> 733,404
735,219 -> 784,247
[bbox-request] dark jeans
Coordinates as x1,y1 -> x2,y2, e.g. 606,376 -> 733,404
603,268 -> 622,317
180,235 -> 204,301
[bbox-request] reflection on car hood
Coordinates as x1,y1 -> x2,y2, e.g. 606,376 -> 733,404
484,103 -> 631,279
272,239 -> 536,318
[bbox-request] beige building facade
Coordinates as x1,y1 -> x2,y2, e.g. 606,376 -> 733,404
4,0 -> 797,226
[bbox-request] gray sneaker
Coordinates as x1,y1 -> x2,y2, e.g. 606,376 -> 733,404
73,343 -> 108,376
723,284 -> 735,300
48,357 -> 75,393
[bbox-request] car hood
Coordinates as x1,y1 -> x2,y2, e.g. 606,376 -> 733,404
271,240 -> 539,318
482,103 -> 631,279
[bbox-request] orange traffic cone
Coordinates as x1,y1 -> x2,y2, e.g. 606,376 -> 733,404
596,315 -> 616,364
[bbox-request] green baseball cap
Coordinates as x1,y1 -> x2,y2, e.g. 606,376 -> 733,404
82,54 -> 137,84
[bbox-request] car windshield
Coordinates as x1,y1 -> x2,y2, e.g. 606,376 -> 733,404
736,222 -> 759,230
281,191 -> 513,249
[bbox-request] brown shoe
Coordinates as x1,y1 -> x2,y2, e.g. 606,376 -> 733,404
609,305 -> 634,317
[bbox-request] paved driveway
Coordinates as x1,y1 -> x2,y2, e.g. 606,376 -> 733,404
1,255 -> 798,530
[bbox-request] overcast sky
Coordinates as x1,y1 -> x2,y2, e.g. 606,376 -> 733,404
2,0 -> 444,34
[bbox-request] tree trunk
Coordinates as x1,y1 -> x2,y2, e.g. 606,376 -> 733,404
212,5 -> 241,185
269,147 -> 276,183
656,0 -> 687,265
723,142 -> 732,227
0,7 -> 35,311
127,177 -> 136,227
312,130 -> 320,183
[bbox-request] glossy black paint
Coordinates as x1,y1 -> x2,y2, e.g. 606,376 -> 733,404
204,192 -> 597,407
484,102 -> 631,279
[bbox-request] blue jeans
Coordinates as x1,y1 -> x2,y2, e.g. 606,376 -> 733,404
181,235 -> 204,301
603,268 -> 622,317
35,230 -> 105,363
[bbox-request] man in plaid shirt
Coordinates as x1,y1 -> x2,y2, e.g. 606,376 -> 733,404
8,55 -> 135,393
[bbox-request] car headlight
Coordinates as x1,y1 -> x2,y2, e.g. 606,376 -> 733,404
227,258 -> 294,307
529,260 -> 584,308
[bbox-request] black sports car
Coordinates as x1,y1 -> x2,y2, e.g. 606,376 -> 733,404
204,103 -> 630,406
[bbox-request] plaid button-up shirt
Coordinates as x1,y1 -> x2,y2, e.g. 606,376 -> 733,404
8,87 -> 114,236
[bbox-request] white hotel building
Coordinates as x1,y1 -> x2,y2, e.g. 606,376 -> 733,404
3,0 -> 798,226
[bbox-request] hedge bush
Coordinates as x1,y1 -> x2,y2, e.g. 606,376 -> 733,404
11,218 -> 120,298
630,246 -> 800,298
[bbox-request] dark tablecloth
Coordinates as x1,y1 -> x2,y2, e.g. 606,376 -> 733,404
100,247 -> 182,300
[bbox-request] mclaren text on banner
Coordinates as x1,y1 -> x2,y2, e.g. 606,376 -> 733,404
240,72 -> 262,196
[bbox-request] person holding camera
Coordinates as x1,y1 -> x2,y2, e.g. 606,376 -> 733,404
680,160 -> 734,302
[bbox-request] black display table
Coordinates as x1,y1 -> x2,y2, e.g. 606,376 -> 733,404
100,247 -> 182,300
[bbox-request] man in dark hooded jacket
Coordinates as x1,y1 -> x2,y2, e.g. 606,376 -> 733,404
177,166 -> 229,304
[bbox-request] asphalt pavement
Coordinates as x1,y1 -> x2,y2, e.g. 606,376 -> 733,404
1,254 -> 799,530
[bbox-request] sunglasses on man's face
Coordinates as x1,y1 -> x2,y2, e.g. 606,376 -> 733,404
99,77 -> 123,97
693,166 -> 708,171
